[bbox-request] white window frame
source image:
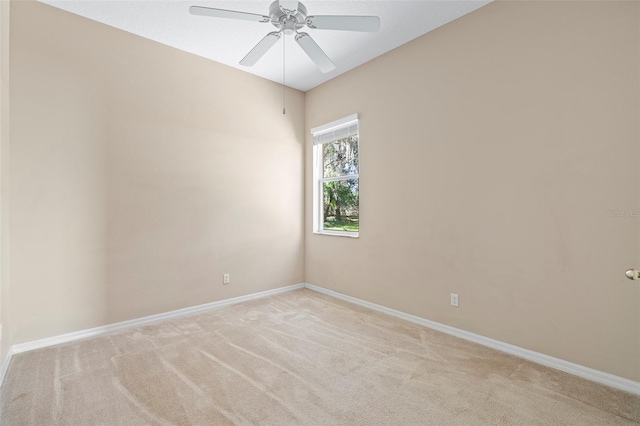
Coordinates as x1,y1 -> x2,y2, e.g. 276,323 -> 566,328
311,113 -> 359,238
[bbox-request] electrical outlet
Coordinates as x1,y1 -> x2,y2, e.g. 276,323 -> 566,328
450,293 -> 459,307
223,274 -> 230,285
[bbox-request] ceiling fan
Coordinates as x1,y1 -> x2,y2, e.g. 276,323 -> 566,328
190,1 -> 381,73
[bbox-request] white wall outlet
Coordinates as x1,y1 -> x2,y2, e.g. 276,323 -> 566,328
450,293 -> 459,307
223,274 -> 230,285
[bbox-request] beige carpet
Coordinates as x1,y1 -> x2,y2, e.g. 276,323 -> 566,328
1,289 -> 638,425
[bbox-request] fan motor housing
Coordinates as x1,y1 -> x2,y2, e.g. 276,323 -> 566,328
269,1 -> 307,35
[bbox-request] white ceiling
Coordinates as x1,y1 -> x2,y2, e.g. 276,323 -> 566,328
39,0 -> 491,92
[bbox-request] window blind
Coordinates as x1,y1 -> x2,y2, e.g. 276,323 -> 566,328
313,122 -> 358,145
311,113 -> 359,145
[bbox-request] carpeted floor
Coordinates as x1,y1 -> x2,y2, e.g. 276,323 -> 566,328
0,288 -> 638,425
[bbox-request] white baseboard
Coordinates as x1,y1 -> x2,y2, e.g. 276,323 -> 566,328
0,347 -> 13,390
2,281 -> 638,397
11,283 -> 305,355
303,283 -> 640,396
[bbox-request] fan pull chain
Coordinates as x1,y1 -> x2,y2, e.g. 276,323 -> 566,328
283,34 -> 286,115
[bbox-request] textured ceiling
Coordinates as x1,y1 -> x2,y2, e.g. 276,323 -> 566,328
39,0 -> 491,92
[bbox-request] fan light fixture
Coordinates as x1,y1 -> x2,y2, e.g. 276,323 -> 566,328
190,1 -> 381,112
190,1 -> 380,72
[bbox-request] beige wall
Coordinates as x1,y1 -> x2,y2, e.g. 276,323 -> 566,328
10,1 -> 304,344
1,0 -> 11,362
305,1 -> 640,381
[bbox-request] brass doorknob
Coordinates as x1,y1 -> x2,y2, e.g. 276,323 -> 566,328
625,269 -> 639,280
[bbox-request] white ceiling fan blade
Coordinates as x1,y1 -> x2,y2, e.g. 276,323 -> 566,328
189,6 -> 270,23
240,32 -> 281,67
279,1 -> 299,13
295,32 -> 335,73
306,15 -> 381,32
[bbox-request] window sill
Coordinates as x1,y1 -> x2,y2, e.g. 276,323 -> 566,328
313,230 -> 359,238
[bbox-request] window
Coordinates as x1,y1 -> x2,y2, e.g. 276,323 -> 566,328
311,114 -> 359,237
